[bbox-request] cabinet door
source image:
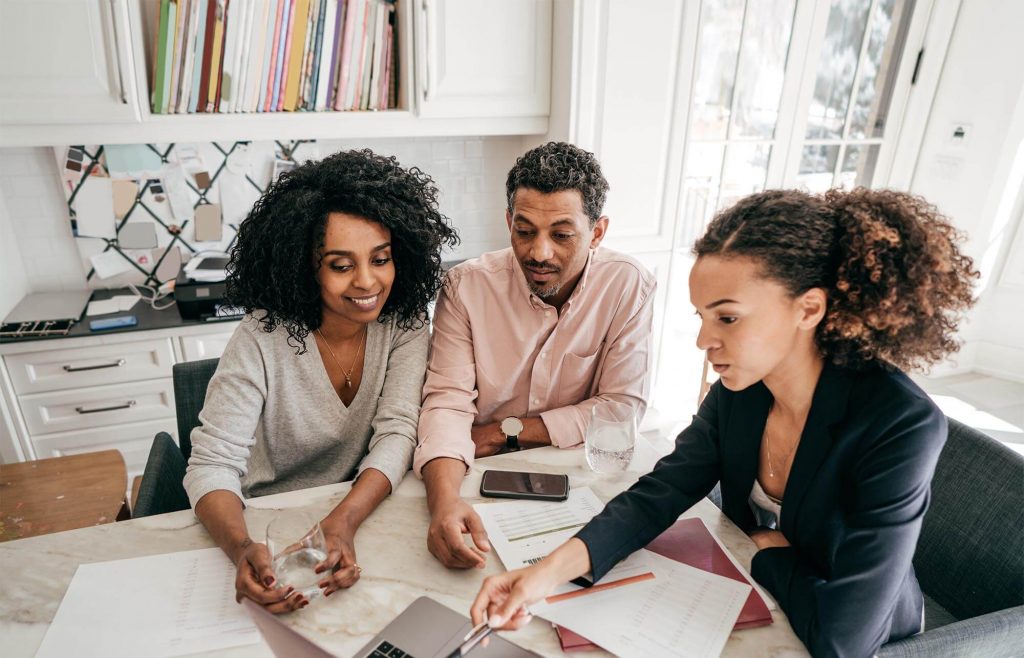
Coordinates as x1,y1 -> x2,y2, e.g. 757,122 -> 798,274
180,332 -> 235,362
0,0 -> 140,125
415,0 -> 551,118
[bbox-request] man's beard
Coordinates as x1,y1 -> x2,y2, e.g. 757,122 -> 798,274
528,279 -> 563,299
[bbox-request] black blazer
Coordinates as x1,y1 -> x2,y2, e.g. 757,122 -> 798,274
576,362 -> 946,658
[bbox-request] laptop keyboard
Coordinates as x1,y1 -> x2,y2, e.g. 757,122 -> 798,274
368,640 -> 417,658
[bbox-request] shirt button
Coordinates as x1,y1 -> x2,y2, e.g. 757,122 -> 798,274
533,399 -> 540,405
541,351 -> 548,358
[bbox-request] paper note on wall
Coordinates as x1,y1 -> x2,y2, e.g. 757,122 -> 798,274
74,177 -> 116,239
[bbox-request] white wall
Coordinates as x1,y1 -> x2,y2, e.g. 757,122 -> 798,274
0,137 -> 524,303
908,0 -> 1024,381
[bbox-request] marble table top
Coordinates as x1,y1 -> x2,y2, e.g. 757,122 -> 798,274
1,443 -> 809,657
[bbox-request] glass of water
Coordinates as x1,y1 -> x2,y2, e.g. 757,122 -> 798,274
585,401 -> 637,472
266,512 -> 328,600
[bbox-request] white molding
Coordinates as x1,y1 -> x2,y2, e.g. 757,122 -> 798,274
0,112 -> 550,148
973,341 -> 1024,384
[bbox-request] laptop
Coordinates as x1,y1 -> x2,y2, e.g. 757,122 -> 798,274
243,596 -> 539,658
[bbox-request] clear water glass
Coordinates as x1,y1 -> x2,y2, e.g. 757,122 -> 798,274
265,512 -> 328,600
585,401 -> 637,473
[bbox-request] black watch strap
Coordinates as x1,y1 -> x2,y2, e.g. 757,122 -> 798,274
505,433 -> 521,451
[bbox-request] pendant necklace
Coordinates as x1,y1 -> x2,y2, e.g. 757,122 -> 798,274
317,326 -> 367,389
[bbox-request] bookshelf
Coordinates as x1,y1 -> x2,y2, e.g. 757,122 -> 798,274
0,0 -> 551,147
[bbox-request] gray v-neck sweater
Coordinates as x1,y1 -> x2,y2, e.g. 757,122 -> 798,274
184,314 -> 427,506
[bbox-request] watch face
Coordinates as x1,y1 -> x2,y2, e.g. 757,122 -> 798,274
501,416 -> 524,437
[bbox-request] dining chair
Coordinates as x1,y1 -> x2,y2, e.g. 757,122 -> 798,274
878,417 -> 1024,657
132,358 -> 220,518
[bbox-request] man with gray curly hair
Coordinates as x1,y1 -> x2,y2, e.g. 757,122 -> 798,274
414,141 -> 657,569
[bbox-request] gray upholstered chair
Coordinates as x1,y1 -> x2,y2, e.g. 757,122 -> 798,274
704,417 -> 1024,656
132,358 -> 220,517
878,418 -> 1024,657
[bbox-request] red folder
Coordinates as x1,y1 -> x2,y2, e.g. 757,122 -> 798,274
555,518 -> 773,651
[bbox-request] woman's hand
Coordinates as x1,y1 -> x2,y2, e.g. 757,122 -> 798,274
316,519 -> 362,596
749,528 -> 791,550
234,538 -> 308,613
470,563 -> 562,631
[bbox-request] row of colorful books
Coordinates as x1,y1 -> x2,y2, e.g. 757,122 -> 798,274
151,0 -> 399,114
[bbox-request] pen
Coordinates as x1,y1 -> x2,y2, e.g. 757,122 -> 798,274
445,619 -> 495,658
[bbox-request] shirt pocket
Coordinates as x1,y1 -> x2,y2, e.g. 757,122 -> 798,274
556,346 -> 603,408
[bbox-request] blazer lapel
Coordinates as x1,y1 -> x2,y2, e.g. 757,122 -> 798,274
780,362 -> 853,537
723,382 -> 772,529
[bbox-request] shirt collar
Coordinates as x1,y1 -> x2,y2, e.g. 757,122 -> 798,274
512,248 -> 596,312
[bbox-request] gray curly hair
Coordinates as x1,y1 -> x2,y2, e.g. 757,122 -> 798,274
505,142 -> 609,226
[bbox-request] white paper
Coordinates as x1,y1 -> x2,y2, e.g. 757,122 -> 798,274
36,548 -> 260,658
74,177 -> 116,239
474,487 -> 606,571
533,550 -> 751,658
88,295 -> 139,315
90,250 -> 134,279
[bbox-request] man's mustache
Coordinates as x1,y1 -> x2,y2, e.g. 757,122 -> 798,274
523,260 -> 560,272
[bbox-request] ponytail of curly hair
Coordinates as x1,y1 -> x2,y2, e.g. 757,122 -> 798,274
693,188 -> 978,371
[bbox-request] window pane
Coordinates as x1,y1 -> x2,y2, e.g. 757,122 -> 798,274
732,0 -> 797,138
837,144 -> 880,188
720,143 -> 771,208
680,142 -> 726,247
849,0 -> 909,138
797,144 -> 840,191
692,0 -> 746,140
805,0 -> 872,139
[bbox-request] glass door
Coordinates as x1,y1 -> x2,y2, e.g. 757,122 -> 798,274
654,0 -> 928,419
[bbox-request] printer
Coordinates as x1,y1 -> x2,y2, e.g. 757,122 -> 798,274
175,255 -> 239,320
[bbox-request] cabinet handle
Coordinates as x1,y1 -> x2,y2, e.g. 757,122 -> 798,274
107,0 -> 128,104
63,359 -> 126,373
75,400 -> 137,415
420,0 -> 432,100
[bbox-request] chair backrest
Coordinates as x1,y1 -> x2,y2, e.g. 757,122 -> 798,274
171,358 -> 220,461
913,418 -> 1024,621
133,432 -> 191,517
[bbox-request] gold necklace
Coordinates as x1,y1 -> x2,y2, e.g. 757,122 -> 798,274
316,326 -> 367,389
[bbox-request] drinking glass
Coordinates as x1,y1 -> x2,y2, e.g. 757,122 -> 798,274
585,401 -> 637,473
266,512 -> 328,600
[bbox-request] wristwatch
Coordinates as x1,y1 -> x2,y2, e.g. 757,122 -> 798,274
500,416 -> 524,452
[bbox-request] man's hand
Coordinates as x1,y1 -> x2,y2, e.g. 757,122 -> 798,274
749,528 -> 791,550
427,496 -> 491,569
471,422 -> 505,458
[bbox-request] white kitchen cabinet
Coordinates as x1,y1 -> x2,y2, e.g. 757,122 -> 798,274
415,0 -> 551,119
0,321 -> 238,469
0,0 -> 141,126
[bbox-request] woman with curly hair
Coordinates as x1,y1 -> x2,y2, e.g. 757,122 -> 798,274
184,149 -> 458,614
469,188 -> 977,657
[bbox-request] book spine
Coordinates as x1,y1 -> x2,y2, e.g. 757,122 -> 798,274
262,0 -> 285,112
379,21 -> 391,110
177,0 -> 200,113
188,0 -> 208,113
334,0 -> 358,110
196,0 -> 217,113
270,0 -> 292,111
207,0 -> 227,112
356,0 -> 376,110
167,0 -> 188,112
308,0 -> 328,109
314,0 -> 338,110
245,0 -> 270,112
161,0 -> 178,113
284,0 -> 310,111
326,0 -> 347,109
152,0 -> 171,112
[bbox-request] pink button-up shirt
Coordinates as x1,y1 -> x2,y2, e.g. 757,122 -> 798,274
414,247 -> 655,475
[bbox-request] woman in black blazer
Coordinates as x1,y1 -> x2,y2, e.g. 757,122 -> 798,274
469,188 -> 978,657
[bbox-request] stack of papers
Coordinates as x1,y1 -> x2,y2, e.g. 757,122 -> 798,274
474,488 -> 752,658
36,548 -> 259,658
86,295 -> 139,316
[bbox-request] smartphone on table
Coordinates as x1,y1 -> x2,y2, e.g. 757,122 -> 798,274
479,469 -> 570,502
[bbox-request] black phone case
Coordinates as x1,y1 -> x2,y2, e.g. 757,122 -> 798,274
479,472 -> 569,502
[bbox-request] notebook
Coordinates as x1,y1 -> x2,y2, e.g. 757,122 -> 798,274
555,518 -> 773,651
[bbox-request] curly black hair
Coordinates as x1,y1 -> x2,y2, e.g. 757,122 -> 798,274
505,141 -> 609,225
694,188 -> 978,372
226,148 -> 459,353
